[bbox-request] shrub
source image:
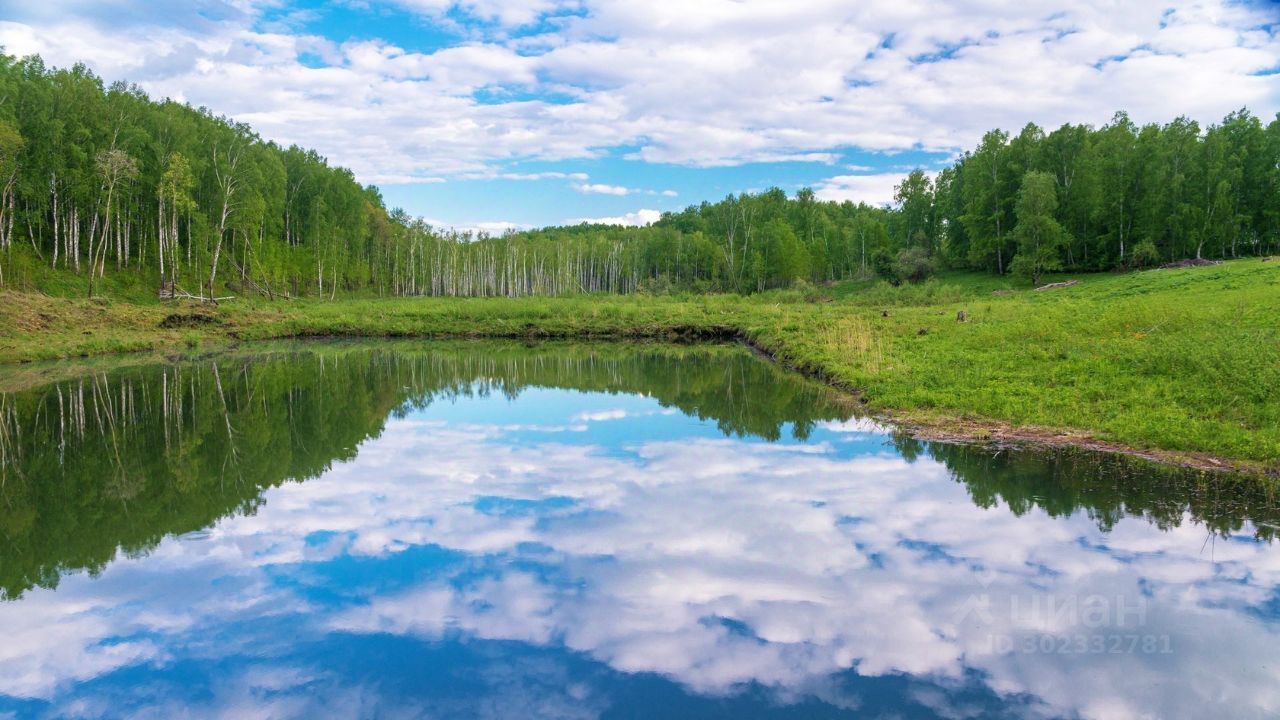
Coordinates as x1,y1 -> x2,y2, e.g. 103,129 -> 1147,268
1130,240 -> 1161,269
871,248 -> 897,281
894,248 -> 936,284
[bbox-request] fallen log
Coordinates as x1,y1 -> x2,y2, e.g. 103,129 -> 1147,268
1034,279 -> 1079,292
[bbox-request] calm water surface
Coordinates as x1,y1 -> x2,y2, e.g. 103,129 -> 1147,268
0,341 -> 1276,719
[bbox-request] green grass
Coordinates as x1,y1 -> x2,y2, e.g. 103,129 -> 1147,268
2,258 -> 1277,469
753,261 -> 1280,466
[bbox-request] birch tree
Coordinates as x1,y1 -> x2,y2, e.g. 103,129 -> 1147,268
207,141 -> 242,302
87,146 -> 136,297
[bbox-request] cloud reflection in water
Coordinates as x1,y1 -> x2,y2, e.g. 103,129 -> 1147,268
0,352 -> 1276,719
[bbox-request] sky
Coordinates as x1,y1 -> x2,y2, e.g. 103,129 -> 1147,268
0,0 -> 1278,233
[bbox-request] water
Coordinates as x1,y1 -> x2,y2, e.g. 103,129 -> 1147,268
0,341 -> 1276,719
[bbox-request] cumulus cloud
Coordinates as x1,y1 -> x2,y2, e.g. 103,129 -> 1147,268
0,0 -> 1274,187
487,171 -> 590,181
389,0 -> 581,29
572,409 -> 629,422
572,183 -> 678,197
6,405 -> 1280,719
573,182 -> 632,196
813,171 -> 938,206
424,217 -> 529,236
565,208 -> 662,226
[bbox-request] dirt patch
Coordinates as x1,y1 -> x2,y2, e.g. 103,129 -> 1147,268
7,312 -> 58,333
1161,258 -> 1221,269
159,313 -> 223,329
887,413 -> 1271,477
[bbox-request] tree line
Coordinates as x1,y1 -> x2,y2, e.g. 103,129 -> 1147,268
925,109 -> 1280,280
529,108 -> 1280,291
1,51 -> 1276,299
0,53 -> 404,299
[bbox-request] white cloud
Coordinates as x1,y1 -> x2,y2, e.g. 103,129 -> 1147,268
0,0 -> 1276,189
7,403 -> 1280,718
572,182 -> 632,196
813,172 -> 913,206
389,0 -> 579,28
572,183 -> 678,197
424,217 -> 529,236
372,174 -> 447,185
499,171 -> 591,181
572,409 -> 629,422
565,208 -> 661,226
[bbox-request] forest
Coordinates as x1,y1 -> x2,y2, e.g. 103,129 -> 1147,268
1,51 -> 1278,299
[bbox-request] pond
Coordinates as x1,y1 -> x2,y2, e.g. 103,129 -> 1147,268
0,341 -> 1276,719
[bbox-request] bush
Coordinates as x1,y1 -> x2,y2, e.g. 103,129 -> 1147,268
893,248 -> 936,283
636,275 -> 675,295
1130,240 -> 1161,269
871,248 -> 897,281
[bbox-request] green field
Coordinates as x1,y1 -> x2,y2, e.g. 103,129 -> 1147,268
2,258 -> 1277,472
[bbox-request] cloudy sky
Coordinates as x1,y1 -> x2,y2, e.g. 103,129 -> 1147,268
1,0 -> 1277,231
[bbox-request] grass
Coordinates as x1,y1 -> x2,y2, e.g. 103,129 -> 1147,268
1,258 -> 1277,471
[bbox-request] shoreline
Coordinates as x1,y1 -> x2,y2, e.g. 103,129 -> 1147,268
1,314 -> 1271,479
3,258 -> 1277,479
733,334 -> 1274,479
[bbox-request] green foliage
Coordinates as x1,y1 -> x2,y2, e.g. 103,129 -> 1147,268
1130,239 -> 1161,269
0,52 -> 397,299
2,50 -> 1279,301
0,120 -> 23,179
4,258 -> 1276,469
893,247 -> 936,283
946,109 -> 1280,272
1009,171 -> 1066,285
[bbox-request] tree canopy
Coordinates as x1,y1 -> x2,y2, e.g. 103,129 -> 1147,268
1,52 -> 1277,298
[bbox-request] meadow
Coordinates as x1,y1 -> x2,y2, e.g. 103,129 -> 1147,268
2,258 -> 1277,473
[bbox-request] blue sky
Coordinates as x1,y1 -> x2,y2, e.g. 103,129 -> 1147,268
2,0 -> 1277,232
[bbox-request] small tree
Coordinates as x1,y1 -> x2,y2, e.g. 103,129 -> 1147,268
158,152 -> 196,293
1130,239 -> 1160,269
89,147 -> 138,297
0,122 -> 25,273
1009,171 -> 1066,286
208,141 -> 243,302
894,247 -> 935,283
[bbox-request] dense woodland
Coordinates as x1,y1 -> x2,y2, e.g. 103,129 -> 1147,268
1,52 -> 1278,298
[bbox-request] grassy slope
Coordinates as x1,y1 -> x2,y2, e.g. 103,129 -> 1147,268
1,259 -> 1277,469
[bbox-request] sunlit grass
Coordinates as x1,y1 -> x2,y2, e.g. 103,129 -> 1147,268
1,258 -> 1276,466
